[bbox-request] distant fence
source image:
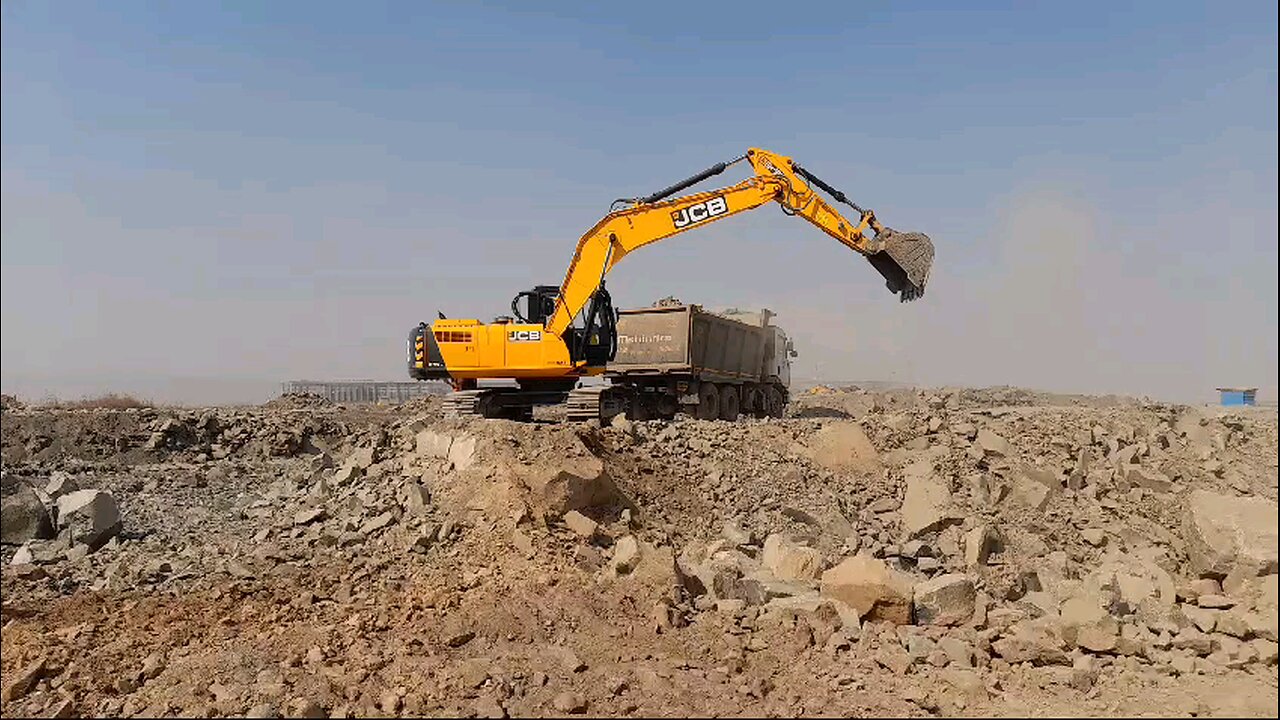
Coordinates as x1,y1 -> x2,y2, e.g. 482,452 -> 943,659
280,380 -> 447,404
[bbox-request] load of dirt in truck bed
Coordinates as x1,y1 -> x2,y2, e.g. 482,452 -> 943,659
1,389 -> 1276,718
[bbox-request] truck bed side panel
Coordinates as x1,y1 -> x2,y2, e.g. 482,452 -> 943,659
612,306 -> 769,384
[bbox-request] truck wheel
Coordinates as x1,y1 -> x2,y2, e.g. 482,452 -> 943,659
696,384 -> 720,420
719,385 -> 740,421
767,387 -> 785,418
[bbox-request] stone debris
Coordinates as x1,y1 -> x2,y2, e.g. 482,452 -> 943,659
2,387 -> 1278,718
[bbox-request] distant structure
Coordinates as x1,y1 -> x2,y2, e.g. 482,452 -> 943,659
1215,387 -> 1257,407
280,380 -> 447,404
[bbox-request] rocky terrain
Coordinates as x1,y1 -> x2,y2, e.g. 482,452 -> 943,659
1,387 -> 1277,718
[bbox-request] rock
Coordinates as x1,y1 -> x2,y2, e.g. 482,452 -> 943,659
0,657 -> 45,702
44,472 -> 81,502
1,481 -> 54,544
1067,449 -> 1090,490
964,525 -> 999,566
1081,528 -> 1106,547
820,555 -> 914,625
1059,595 -> 1119,652
1251,638 -> 1278,665
287,698 -> 327,718
445,630 -> 476,648
721,521 -> 752,546
55,489 -> 121,550
914,574 -> 976,626
513,443 -> 617,516
867,498 -> 898,514
804,422 -> 881,472
294,507 -> 327,526
1185,490 -> 1279,578
1198,594 -> 1235,609
246,702 -> 281,718
402,481 -> 431,516
474,695 -> 506,719
1181,604 -> 1217,633
562,510 -> 599,539
359,511 -> 395,535
875,644 -> 912,675
976,429 -> 1013,457
899,460 -> 960,538
332,464 -> 362,485
379,691 -> 402,714
991,618 -> 1070,665
938,637 -> 974,667
1009,465 -> 1057,510
552,691 -> 586,714
762,534 -> 823,581
1125,466 -> 1173,493
1083,556 -> 1176,621
611,535 -> 642,575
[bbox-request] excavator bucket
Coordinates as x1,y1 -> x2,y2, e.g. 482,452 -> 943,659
867,230 -> 934,302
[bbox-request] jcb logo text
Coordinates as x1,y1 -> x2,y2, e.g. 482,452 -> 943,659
508,330 -> 542,342
672,196 -> 728,229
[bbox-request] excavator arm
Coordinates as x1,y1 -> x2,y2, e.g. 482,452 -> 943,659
544,147 -> 934,338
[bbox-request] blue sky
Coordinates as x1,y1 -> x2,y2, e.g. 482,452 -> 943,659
3,1 -> 1276,403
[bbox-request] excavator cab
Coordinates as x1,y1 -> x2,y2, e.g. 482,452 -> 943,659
511,284 -> 617,367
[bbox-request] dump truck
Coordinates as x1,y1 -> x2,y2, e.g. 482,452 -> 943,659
565,302 -> 794,421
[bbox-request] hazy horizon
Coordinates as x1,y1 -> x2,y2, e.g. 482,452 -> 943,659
4,2 -> 1277,407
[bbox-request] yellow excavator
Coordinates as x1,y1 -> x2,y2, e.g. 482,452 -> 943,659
409,147 -> 934,420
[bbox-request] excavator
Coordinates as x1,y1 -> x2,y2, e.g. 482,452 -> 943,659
408,147 -> 934,421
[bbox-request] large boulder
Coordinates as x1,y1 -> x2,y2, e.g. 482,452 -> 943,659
803,422 -> 880,473
1185,490 -> 1278,578
820,555 -> 914,625
762,534 -> 823,581
1,480 -> 54,545
56,489 -> 122,550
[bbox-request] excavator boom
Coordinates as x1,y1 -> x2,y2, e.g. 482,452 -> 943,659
546,148 -> 933,337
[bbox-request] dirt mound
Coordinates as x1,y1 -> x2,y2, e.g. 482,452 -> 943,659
262,392 -> 335,411
1,394 -> 26,412
1,390 -> 1277,718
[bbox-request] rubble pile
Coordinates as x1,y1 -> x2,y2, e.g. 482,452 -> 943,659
1,389 -> 1276,718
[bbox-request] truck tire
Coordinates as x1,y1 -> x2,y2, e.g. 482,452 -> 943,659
719,385 -> 740,421
767,387 -> 785,418
696,383 -> 720,420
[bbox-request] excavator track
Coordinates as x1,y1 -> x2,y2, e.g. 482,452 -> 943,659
442,390 -> 489,419
566,386 -> 627,423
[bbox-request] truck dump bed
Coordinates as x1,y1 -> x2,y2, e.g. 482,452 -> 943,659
610,305 -> 770,383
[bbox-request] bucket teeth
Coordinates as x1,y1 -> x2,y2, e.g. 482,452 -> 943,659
868,230 -> 934,302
